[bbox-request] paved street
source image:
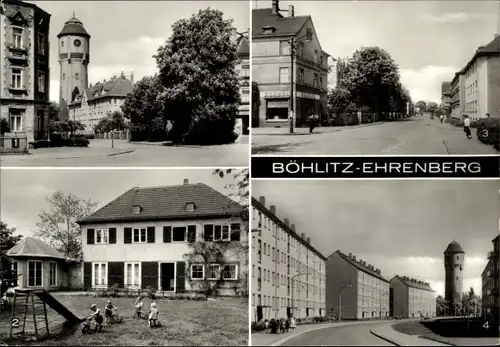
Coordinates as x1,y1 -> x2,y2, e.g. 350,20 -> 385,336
252,117 -> 499,155
0,137 -> 249,167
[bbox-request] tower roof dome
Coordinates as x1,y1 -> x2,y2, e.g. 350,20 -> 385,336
444,240 -> 465,254
57,13 -> 90,39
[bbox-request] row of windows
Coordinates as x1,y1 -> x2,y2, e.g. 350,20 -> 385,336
278,40 -> 326,68
278,67 -> 324,89
11,261 -> 57,288
91,262 -> 239,288
465,100 -> 479,114
8,67 -> 46,93
7,109 -> 45,133
89,223 -> 241,245
466,81 -> 478,96
9,26 -> 46,55
254,266 -> 324,298
253,293 -> 323,310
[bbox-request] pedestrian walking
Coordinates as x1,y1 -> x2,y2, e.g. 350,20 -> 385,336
289,316 -> 296,331
463,114 -> 472,139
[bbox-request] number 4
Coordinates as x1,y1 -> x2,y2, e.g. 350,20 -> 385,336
483,321 -> 489,329
12,318 -> 19,327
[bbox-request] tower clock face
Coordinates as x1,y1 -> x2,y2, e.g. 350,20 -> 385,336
73,39 -> 81,47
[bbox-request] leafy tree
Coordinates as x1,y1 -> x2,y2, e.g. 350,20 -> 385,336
427,101 -> 438,114
213,169 -> 249,207
0,222 -> 22,271
95,110 -> 127,133
327,87 -> 352,116
415,101 -> 427,112
340,46 -> 401,115
436,295 -> 448,316
121,75 -> 165,141
50,119 -> 85,135
47,102 -> 61,123
434,107 -> 445,117
35,191 -> 97,262
154,8 -> 240,145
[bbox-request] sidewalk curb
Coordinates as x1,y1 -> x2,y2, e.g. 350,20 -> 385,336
369,328 -> 401,346
268,323 -> 344,346
252,121 -> 383,137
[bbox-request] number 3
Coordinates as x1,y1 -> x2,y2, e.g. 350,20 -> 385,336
483,321 -> 489,329
12,318 -> 19,327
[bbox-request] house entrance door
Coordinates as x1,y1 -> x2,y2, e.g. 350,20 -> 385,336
160,263 -> 175,291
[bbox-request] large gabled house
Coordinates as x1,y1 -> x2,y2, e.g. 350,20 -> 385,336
77,180 -> 248,296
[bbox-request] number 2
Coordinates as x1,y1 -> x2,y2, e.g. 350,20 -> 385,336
12,318 -> 19,327
483,321 -> 489,329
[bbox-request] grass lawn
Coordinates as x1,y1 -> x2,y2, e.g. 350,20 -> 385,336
0,294 -> 248,346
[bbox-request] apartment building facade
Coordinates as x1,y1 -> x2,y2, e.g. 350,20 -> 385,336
251,196 -> 326,322
78,181 -> 248,296
252,0 -> 331,128
482,235 -> 499,321
0,0 -> 51,147
441,82 -> 451,112
390,276 -> 436,318
461,35 -> 500,121
450,71 -> 466,119
326,251 -> 390,320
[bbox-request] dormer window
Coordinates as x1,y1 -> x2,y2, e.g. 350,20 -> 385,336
262,26 -> 276,35
185,202 -> 195,211
132,205 -> 142,215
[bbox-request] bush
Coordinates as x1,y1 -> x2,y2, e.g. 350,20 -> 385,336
182,117 -> 238,145
110,284 -> 120,298
70,135 -> 90,147
31,140 -> 51,149
251,321 -> 266,332
476,118 -> 499,145
146,286 -> 157,300
85,133 -> 95,140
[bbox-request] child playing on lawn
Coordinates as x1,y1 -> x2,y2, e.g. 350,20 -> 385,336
134,296 -> 144,319
105,300 -> 117,323
148,302 -> 159,328
90,304 -> 104,332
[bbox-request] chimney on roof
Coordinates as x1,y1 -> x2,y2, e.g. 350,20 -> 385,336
290,224 -> 295,232
272,0 -> 279,14
183,179 -> 189,185
306,237 -> 310,244
130,71 -> 134,85
270,205 -> 276,215
259,196 -> 265,206
103,79 -> 106,83
284,218 -> 289,226
352,255 -> 356,261
121,71 -> 125,78
348,252 -> 352,259
301,232 -> 305,239
288,5 -> 294,17
89,83 -> 92,88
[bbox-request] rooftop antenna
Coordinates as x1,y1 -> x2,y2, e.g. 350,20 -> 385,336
72,10 -> 75,18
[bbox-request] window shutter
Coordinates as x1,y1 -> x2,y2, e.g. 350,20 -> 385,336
187,225 -> 196,243
124,227 -> 132,244
163,226 -> 172,243
83,262 -> 92,290
147,227 -> 155,243
176,261 -> 186,292
108,262 -> 124,288
87,229 -> 95,244
149,261 -> 158,290
141,262 -> 151,289
109,228 -> 117,244
230,224 -> 241,241
204,224 -> 213,241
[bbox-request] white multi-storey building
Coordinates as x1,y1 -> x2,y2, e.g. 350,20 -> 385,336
251,196 -> 326,322
326,251 -> 390,319
390,276 -> 436,318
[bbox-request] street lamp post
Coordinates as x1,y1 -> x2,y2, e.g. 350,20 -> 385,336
288,29 -> 313,134
291,273 -> 305,318
338,284 -> 352,321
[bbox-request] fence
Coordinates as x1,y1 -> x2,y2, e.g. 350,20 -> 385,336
94,130 -> 131,140
0,136 -> 28,154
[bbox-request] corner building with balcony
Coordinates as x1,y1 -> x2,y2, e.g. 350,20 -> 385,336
326,251 -> 390,320
252,0 -> 331,128
0,0 -> 51,148
251,196 -> 326,322
482,235 -> 499,321
389,276 -> 436,318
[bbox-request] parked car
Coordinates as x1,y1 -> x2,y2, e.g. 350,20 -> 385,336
70,134 -> 90,147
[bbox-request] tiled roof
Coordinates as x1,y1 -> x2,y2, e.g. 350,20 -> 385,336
58,15 -> 90,38
393,275 -> 435,292
6,237 -> 65,260
71,75 -> 133,104
79,183 -> 245,224
333,250 -> 390,283
252,8 -> 309,37
444,241 -> 465,254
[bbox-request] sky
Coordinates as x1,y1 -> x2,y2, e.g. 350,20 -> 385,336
253,0 -> 500,103
0,168 -> 245,237
252,180 -> 500,298
28,1 -> 250,103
